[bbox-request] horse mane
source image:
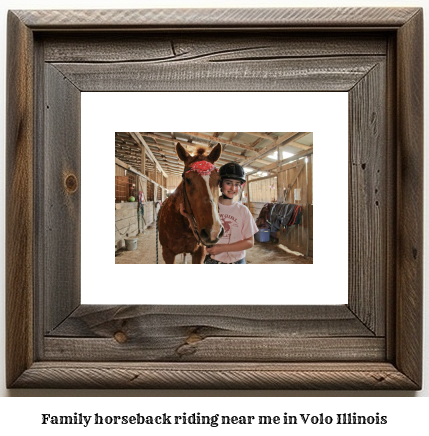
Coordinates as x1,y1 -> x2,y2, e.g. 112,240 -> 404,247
195,147 -> 207,156
188,147 -> 210,164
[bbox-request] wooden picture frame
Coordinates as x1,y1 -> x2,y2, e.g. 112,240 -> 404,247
6,7 -> 423,389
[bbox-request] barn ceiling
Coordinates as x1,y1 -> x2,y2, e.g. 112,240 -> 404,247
115,132 -> 313,178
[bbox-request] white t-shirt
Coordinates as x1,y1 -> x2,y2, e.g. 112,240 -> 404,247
213,202 -> 259,263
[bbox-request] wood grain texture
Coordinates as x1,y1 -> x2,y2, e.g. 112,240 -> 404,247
14,8 -> 420,29
44,337 -> 385,362
348,61 -> 386,336
49,304 -> 372,334
11,362 -> 418,390
395,9 -> 424,387
6,7 -> 423,390
43,305 -> 380,362
6,11 -> 34,388
384,34 -> 397,364
42,33 -> 388,63
52,56 -> 383,92
43,64 -> 81,333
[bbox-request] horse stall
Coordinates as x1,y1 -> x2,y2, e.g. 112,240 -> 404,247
248,151 -> 313,258
115,157 -> 158,252
115,132 -> 313,264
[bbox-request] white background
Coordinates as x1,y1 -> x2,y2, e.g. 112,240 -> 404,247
2,397 -> 429,434
82,92 -> 348,305
0,0 -> 428,422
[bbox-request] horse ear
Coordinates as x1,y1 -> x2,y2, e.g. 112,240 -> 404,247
207,143 -> 222,163
176,142 -> 191,164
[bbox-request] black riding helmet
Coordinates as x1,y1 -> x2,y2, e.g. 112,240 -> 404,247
219,162 -> 246,184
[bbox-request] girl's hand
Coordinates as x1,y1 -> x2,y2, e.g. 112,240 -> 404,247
207,236 -> 254,256
206,244 -> 225,256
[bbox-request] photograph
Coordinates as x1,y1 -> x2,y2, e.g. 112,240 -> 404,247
114,132 -> 313,265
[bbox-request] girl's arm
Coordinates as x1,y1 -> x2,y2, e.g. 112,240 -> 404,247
206,236 -> 254,256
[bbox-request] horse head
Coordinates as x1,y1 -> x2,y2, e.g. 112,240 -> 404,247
177,142 -> 224,246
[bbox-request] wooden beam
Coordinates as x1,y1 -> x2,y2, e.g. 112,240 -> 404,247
152,154 -> 181,163
182,132 -> 255,151
248,132 -> 278,141
143,133 -> 259,163
115,157 -> 128,169
247,146 -> 313,175
247,173 -> 278,184
151,147 -> 178,156
115,148 -> 141,157
117,149 -> 169,165
143,132 -> 209,150
141,132 -> 278,166
116,145 -> 142,154
285,140 -> 312,150
250,137 -> 264,148
129,132 -> 168,178
115,157 -> 164,187
240,132 -> 309,167
141,146 -> 146,176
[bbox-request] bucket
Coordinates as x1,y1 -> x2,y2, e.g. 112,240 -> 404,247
255,229 -> 270,242
125,237 -> 138,251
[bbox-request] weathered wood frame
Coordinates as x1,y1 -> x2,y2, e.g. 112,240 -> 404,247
6,8 -> 423,389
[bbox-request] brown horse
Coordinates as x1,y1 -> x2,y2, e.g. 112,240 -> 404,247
158,142 -> 224,264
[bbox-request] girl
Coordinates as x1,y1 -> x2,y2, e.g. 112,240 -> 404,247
204,162 -> 259,264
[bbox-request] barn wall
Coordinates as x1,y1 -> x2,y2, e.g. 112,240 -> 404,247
115,164 -> 126,176
249,201 -> 268,221
144,201 -> 154,227
115,164 -> 129,202
249,176 -> 278,203
139,200 -> 154,232
147,180 -> 154,201
115,203 -> 138,250
241,181 -> 249,206
138,176 -> 147,202
278,156 -> 312,256
147,170 -> 155,182
115,201 -> 155,251
115,159 -> 160,251
167,175 -> 182,192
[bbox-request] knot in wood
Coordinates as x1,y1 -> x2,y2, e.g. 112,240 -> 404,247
186,333 -> 203,344
114,331 -> 128,343
64,174 -> 78,194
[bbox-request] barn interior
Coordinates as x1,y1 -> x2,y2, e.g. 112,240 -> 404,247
115,132 -> 313,264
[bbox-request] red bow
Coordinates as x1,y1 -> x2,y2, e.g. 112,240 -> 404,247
185,161 -> 218,176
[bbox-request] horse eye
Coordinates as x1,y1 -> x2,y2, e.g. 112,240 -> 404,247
185,178 -> 192,185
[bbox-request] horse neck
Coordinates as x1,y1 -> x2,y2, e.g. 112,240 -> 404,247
171,182 -> 183,203
170,182 -> 186,214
